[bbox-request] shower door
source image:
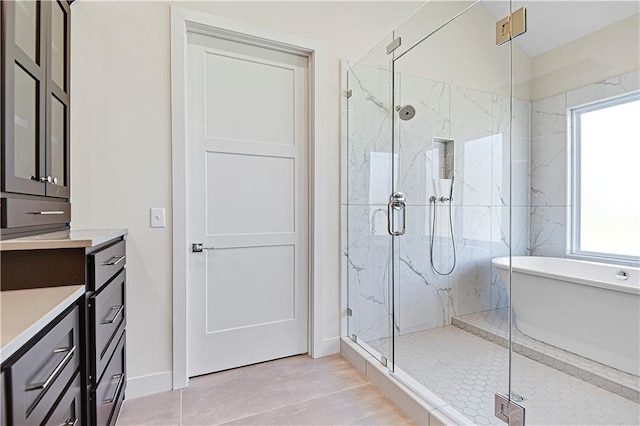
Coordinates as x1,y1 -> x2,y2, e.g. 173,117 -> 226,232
344,34 -> 396,366
389,1 -> 517,423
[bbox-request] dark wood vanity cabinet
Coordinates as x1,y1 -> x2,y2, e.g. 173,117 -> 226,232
1,235 -> 128,426
86,239 -> 127,426
2,303 -> 83,426
1,0 -> 72,238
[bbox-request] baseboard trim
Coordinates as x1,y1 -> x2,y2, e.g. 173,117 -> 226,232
312,336 -> 340,358
125,371 -> 173,400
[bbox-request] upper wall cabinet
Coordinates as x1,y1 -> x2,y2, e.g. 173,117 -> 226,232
2,0 -> 71,199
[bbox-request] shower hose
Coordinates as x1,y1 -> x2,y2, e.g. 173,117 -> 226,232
430,192 -> 457,276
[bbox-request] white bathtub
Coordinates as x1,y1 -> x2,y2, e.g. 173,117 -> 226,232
493,256 -> 640,376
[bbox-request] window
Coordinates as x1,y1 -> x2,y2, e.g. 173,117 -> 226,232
570,91 -> 640,265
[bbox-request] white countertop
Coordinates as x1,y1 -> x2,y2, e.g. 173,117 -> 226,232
0,285 -> 85,362
0,228 -> 127,251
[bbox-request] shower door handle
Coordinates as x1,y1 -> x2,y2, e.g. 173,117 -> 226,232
387,192 -> 407,236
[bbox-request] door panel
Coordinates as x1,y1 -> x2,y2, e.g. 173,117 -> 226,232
205,245 -> 295,332
187,34 -> 309,377
205,151 -> 294,235
49,95 -> 66,187
2,0 -> 47,196
50,0 -> 66,90
13,0 -> 39,63
390,2 -> 513,424
45,0 -> 71,198
508,1 -> 640,425
203,52 -> 295,145
13,64 -> 39,181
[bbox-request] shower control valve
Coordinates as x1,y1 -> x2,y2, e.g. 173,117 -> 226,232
430,196 -> 452,203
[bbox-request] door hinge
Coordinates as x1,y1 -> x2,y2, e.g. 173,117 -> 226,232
381,356 -> 388,367
495,393 -> 525,426
346,89 -> 352,99
346,307 -> 353,316
386,37 -> 401,55
350,334 -> 357,343
496,7 -> 526,46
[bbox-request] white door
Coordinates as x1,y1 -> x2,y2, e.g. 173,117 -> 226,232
186,32 -> 309,377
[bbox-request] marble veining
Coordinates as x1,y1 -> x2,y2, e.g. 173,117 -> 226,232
344,65 -> 639,349
346,62 -> 393,207
342,49 -> 640,426
344,63 -> 532,339
529,70 -> 639,256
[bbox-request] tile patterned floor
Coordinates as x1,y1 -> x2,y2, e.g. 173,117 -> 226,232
369,326 -> 640,425
116,354 -> 415,426
453,308 -> 640,402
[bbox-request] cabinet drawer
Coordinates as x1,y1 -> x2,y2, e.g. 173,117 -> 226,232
10,306 -> 80,426
109,374 -> 125,426
1,372 -> 6,426
1,198 -> 71,229
44,371 -> 82,426
93,331 -> 126,426
90,270 -> 126,382
88,240 -> 126,292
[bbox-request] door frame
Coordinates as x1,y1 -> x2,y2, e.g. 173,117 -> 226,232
170,6 -> 327,389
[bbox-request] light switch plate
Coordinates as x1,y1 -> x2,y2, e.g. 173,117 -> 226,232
150,208 -> 166,228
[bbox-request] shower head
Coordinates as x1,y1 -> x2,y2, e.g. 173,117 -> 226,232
395,105 -> 416,121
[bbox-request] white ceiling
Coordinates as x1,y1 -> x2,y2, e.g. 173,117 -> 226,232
481,1 -> 640,57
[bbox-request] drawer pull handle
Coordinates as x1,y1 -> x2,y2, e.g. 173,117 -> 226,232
101,305 -> 125,325
25,346 -> 76,392
60,418 -> 78,426
102,255 -> 126,266
27,210 -> 65,215
102,373 -> 125,404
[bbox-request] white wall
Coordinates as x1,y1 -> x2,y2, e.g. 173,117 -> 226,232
395,1 -> 533,99
530,13 -> 640,101
70,0 -> 423,393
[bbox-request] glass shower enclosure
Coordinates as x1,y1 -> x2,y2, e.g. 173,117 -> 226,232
343,1 -> 640,424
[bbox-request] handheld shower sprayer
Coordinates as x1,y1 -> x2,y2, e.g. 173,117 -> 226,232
429,176 -> 457,276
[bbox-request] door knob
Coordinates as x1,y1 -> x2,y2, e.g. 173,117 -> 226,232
192,243 -> 216,253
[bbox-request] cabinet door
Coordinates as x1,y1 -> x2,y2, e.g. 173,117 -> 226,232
45,0 -> 71,198
1,0 -> 47,196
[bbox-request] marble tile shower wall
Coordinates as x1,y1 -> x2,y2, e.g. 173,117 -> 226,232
344,65 -> 530,342
529,70 -> 640,257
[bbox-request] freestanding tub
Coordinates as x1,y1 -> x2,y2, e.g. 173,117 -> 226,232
492,256 -> 640,376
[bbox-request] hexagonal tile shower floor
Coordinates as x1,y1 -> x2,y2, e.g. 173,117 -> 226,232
369,322 -> 639,425
453,308 -> 639,402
